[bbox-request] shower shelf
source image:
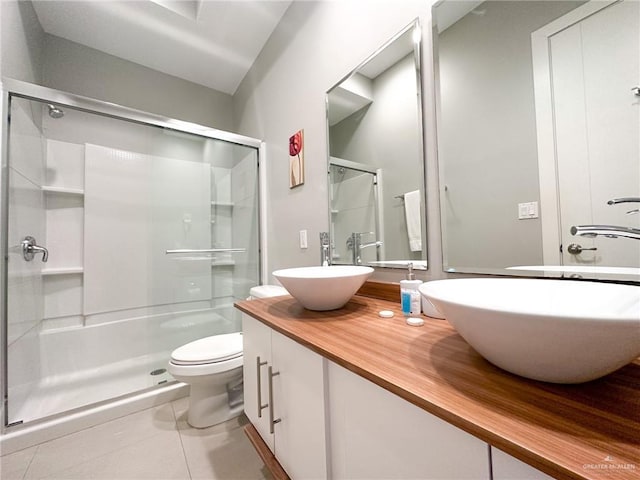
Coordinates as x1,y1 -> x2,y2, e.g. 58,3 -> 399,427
211,201 -> 234,207
41,267 -> 84,276
42,186 -> 85,196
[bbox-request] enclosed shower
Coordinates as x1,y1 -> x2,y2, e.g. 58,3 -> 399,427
1,80 -> 261,432
329,157 -> 383,265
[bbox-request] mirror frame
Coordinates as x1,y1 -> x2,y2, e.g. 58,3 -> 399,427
325,18 -> 428,270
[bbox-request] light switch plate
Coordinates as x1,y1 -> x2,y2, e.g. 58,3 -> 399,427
518,201 -> 539,220
299,229 -> 308,249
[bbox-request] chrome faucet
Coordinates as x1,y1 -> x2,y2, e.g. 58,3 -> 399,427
570,197 -> 640,240
607,197 -> 640,205
570,225 -> 640,241
319,232 -> 331,266
349,232 -> 383,265
608,197 -> 640,215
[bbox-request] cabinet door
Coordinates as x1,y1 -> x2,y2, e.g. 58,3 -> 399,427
242,314 -> 274,451
272,330 -> 328,479
328,361 -> 490,479
492,447 -> 554,480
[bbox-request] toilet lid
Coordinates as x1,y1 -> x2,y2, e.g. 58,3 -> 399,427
170,333 -> 243,365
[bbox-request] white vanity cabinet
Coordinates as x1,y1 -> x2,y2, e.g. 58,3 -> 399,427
328,361 -> 491,479
492,447 -> 555,480
242,313 -> 328,479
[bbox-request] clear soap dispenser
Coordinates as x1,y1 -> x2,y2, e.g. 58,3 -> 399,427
400,263 -> 422,316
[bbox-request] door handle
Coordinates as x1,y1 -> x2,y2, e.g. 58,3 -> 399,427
21,236 -> 48,262
567,243 -> 597,255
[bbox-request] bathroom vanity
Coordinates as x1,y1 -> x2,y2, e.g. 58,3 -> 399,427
235,291 -> 639,480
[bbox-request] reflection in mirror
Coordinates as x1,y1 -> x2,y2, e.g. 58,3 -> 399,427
433,0 -> 640,281
327,20 -> 427,269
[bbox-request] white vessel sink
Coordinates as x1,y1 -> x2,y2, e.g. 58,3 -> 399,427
419,278 -> 640,383
272,266 -> 374,311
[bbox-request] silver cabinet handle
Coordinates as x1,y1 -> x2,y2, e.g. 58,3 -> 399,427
256,356 -> 268,418
22,236 -> 48,262
567,243 -> 597,255
268,366 -> 281,434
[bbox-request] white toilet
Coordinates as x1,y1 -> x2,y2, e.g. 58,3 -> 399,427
168,285 -> 288,429
168,332 -> 244,428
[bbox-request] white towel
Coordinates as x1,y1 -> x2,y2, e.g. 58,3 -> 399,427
404,190 -> 422,252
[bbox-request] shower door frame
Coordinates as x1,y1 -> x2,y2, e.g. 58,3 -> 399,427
328,156 -> 385,264
0,77 -> 266,430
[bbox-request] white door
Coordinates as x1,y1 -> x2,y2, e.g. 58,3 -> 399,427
551,0 -> 640,267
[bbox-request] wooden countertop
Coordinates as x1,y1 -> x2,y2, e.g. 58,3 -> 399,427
235,295 -> 640,480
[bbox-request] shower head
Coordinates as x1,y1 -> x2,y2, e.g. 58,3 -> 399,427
47,104 -> 64,119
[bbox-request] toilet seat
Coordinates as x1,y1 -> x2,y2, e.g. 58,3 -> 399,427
170,332 -> 243,366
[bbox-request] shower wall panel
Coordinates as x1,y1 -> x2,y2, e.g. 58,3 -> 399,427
45,139 -> 85,190
83,144 -> 212,315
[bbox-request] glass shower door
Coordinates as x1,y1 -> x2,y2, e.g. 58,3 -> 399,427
3,92 -> 260,427
329,162 -> 381,265
4,96 -> 48,426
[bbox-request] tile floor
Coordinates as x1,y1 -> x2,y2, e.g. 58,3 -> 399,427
1,397 -> 271,480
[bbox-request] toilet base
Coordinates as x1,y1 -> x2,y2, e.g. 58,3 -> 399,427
187,385 -> 243,428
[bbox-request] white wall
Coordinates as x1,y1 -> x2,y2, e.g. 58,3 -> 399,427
234,0 -> 440,283
1,2 -> 234,130
42,34 -> 234,131
0,0 -> 44,83
437,1 -> 581,269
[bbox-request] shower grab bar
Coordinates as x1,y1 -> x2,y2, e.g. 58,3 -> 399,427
165,248 -> 246,255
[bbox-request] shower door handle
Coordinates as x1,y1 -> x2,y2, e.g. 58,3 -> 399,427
22,236 -> 48,262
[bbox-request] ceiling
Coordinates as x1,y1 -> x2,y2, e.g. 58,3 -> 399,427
32,0 -> 293,95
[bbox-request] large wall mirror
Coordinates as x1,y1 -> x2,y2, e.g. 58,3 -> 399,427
433,0 -> 639,281
326,20 -> 428,270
